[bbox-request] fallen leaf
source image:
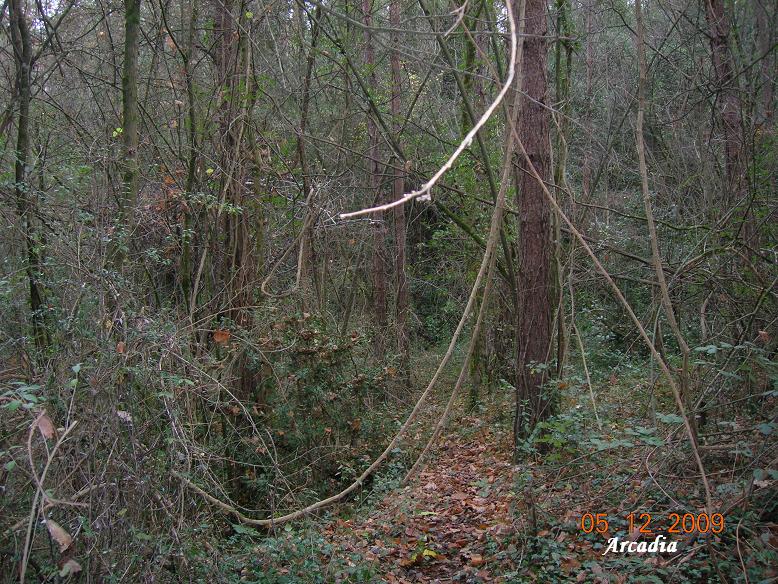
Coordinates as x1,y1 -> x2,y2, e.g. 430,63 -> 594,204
37,414 -> 55,440
46,520 -> 73,552
59,559 -> 82,577
213,329 -> 231,344
627,526 -> 642,542
469,554 -> 485,567
561,556 -> 581,572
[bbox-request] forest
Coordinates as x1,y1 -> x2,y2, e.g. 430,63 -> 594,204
0,0 -> 776,581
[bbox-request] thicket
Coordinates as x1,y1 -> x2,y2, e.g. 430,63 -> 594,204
1,0 -> 776,581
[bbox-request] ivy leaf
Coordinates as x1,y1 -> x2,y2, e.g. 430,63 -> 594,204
232,524 -> 261,537
656,413 -> 683,424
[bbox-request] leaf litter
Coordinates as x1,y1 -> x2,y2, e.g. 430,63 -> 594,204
323,416 -> 517,582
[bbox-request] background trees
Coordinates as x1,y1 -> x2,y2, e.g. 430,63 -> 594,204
1,0 -> 775,580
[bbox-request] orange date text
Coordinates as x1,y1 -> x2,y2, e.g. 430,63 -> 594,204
580,512 -> 725,535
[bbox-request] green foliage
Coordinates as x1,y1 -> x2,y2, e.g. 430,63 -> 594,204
519,405 -> 587,461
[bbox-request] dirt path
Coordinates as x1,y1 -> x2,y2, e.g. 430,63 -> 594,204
324,417 -> 518,582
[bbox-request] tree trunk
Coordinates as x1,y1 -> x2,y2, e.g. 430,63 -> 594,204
363,0 -> 387,355
552,0 -> 572,379
703,0 -> 746,211
755,1 -> 775,125
298,6 -> 322,307
113,0 -> 142,267
212,0 -> 262,500
514,0 -> 552,442
9,0 -> 48,349
460,0 -> 483,134
581,0 -> 593,204
180,0 -> 199,310
390,0 -> 409,385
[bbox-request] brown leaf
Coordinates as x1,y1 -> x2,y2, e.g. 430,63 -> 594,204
58,559 -> 82,577
46,519 -> 73,552
561,556 -> 581,572
627,526 -> 642,542
213,329 -> 231,344
37,414 -> 56,440
469,554 -> 485,567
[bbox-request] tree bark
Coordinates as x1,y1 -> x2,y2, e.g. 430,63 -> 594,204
755,1 -> 775,124
703,0 -> 746,210
390,0 -> 409,385
113,0 -> 142,267
552,0 -> 572,379
298,6 -> 322,306
9,0 -> 48,349
211,0 -> 264,501
170,0 -> 200,310
514,0 -> 552,441
363,0 -> 388,355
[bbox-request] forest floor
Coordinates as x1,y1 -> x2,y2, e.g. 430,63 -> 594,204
242,370 -> 776,583
320,416 -> 518,583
